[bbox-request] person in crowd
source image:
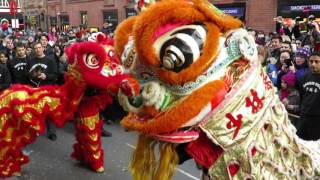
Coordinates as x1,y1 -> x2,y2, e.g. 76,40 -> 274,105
34,28 -> 43,42
48,26 -> 58,46
295,39 -> 302,49
266,57 -> 279,86
0,59 -> 11,91
7,42 -> 29,84
296,51 -> 320,140
280,71 -> 300,116
279,50 -> 292,65
0,19 -> 12,36
268,34 -> 282,60
27,42 -> 58,141
39,34 -> 54,59
307,15 -> 320,51
53,45 -> 68,84
101,22 -> 112,35
27,35 -> 34,48
26,46 -> 33,57
0,50 -> 8,65
292,47 -> 310,83
280,40 -> 292,53
276,50 -> 293,90
4,37 -> 15,61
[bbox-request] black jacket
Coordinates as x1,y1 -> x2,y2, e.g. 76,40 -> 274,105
7,56 -> 29,84
0,64 -> 11,91
27,55 -> 58,87
298,71 -> 320,117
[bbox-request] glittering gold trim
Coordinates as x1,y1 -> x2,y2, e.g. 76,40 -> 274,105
88,133 -> 98,142
93,151 -> 101,159
78,114 -> 100,131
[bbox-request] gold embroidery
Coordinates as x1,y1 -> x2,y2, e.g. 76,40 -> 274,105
93,151 -> 101,159
78,114 -> 99,130
88,133 -> 98,141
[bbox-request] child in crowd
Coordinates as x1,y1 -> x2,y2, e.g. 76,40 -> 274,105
280,71 -> 300,115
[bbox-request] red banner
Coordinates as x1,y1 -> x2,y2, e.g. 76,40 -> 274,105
9,0 -> 18,16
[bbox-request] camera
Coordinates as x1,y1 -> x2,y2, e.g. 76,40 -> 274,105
284,58 -> 293,68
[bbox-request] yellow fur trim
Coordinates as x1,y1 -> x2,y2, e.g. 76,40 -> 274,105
130,135 -> 178,180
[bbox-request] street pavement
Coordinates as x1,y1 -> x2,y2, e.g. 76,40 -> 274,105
8,122 -> 201,180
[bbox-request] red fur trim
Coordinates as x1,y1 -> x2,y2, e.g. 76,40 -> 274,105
186,132 -> 224,169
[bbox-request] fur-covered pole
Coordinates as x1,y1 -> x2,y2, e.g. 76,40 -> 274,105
71,97 -> 105,172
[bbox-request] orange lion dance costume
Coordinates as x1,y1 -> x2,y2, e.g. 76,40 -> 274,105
0,33 -> 139,178
116,0 -> 320,179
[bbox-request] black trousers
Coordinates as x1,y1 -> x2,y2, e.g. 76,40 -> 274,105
46,119 -> 56,135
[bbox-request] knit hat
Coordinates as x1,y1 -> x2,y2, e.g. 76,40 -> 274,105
296,47 -> 311,59
1,18 -> 8,24
282,72 -> 295,88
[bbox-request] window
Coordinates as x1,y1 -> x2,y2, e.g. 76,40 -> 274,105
80,11 -> 88,25
104,0 -> 114,5
103,10 -> 118,31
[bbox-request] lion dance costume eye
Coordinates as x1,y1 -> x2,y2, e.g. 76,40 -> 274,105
115,0 -> 320,179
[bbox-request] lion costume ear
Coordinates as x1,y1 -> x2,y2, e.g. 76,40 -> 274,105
114,16 -> 138,58
143,0 -> 242,32
190,0 -> 242,32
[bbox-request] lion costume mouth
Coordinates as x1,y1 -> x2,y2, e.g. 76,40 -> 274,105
121,80 -> 227,143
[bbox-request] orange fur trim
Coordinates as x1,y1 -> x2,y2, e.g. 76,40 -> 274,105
133,0 -> 207,66
157,23 -> 221,85
121,80 -> 227,134
114,16 -> 138,58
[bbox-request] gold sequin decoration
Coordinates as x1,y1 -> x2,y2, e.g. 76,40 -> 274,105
90,144 -> 99,151
93,151 -> 101,159
0,113 -> 10,132
78,114 -> 99,131
88,133 -> 98,142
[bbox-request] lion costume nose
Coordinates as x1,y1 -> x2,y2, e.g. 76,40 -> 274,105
120,78 -> 140,97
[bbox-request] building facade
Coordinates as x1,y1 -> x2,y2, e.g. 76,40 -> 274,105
46,0 -> 136,32
22,0 -> 47,30
212,0 -> 320,33
20,0 -> 320,33
0,0 -> 23,29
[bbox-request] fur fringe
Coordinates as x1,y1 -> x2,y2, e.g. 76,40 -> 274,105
130,135 -> 178,180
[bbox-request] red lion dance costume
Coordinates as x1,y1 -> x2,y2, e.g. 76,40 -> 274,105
0,33 -> 139,177
116,0 -> 320,179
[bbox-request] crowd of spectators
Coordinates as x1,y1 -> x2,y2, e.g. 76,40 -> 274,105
252,14 -> 320,140
0,23 -> 116,140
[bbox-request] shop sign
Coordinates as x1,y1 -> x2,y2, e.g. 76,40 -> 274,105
220,7 -> 245,17
287,5 -> 320,12
0,0 -> 20,8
